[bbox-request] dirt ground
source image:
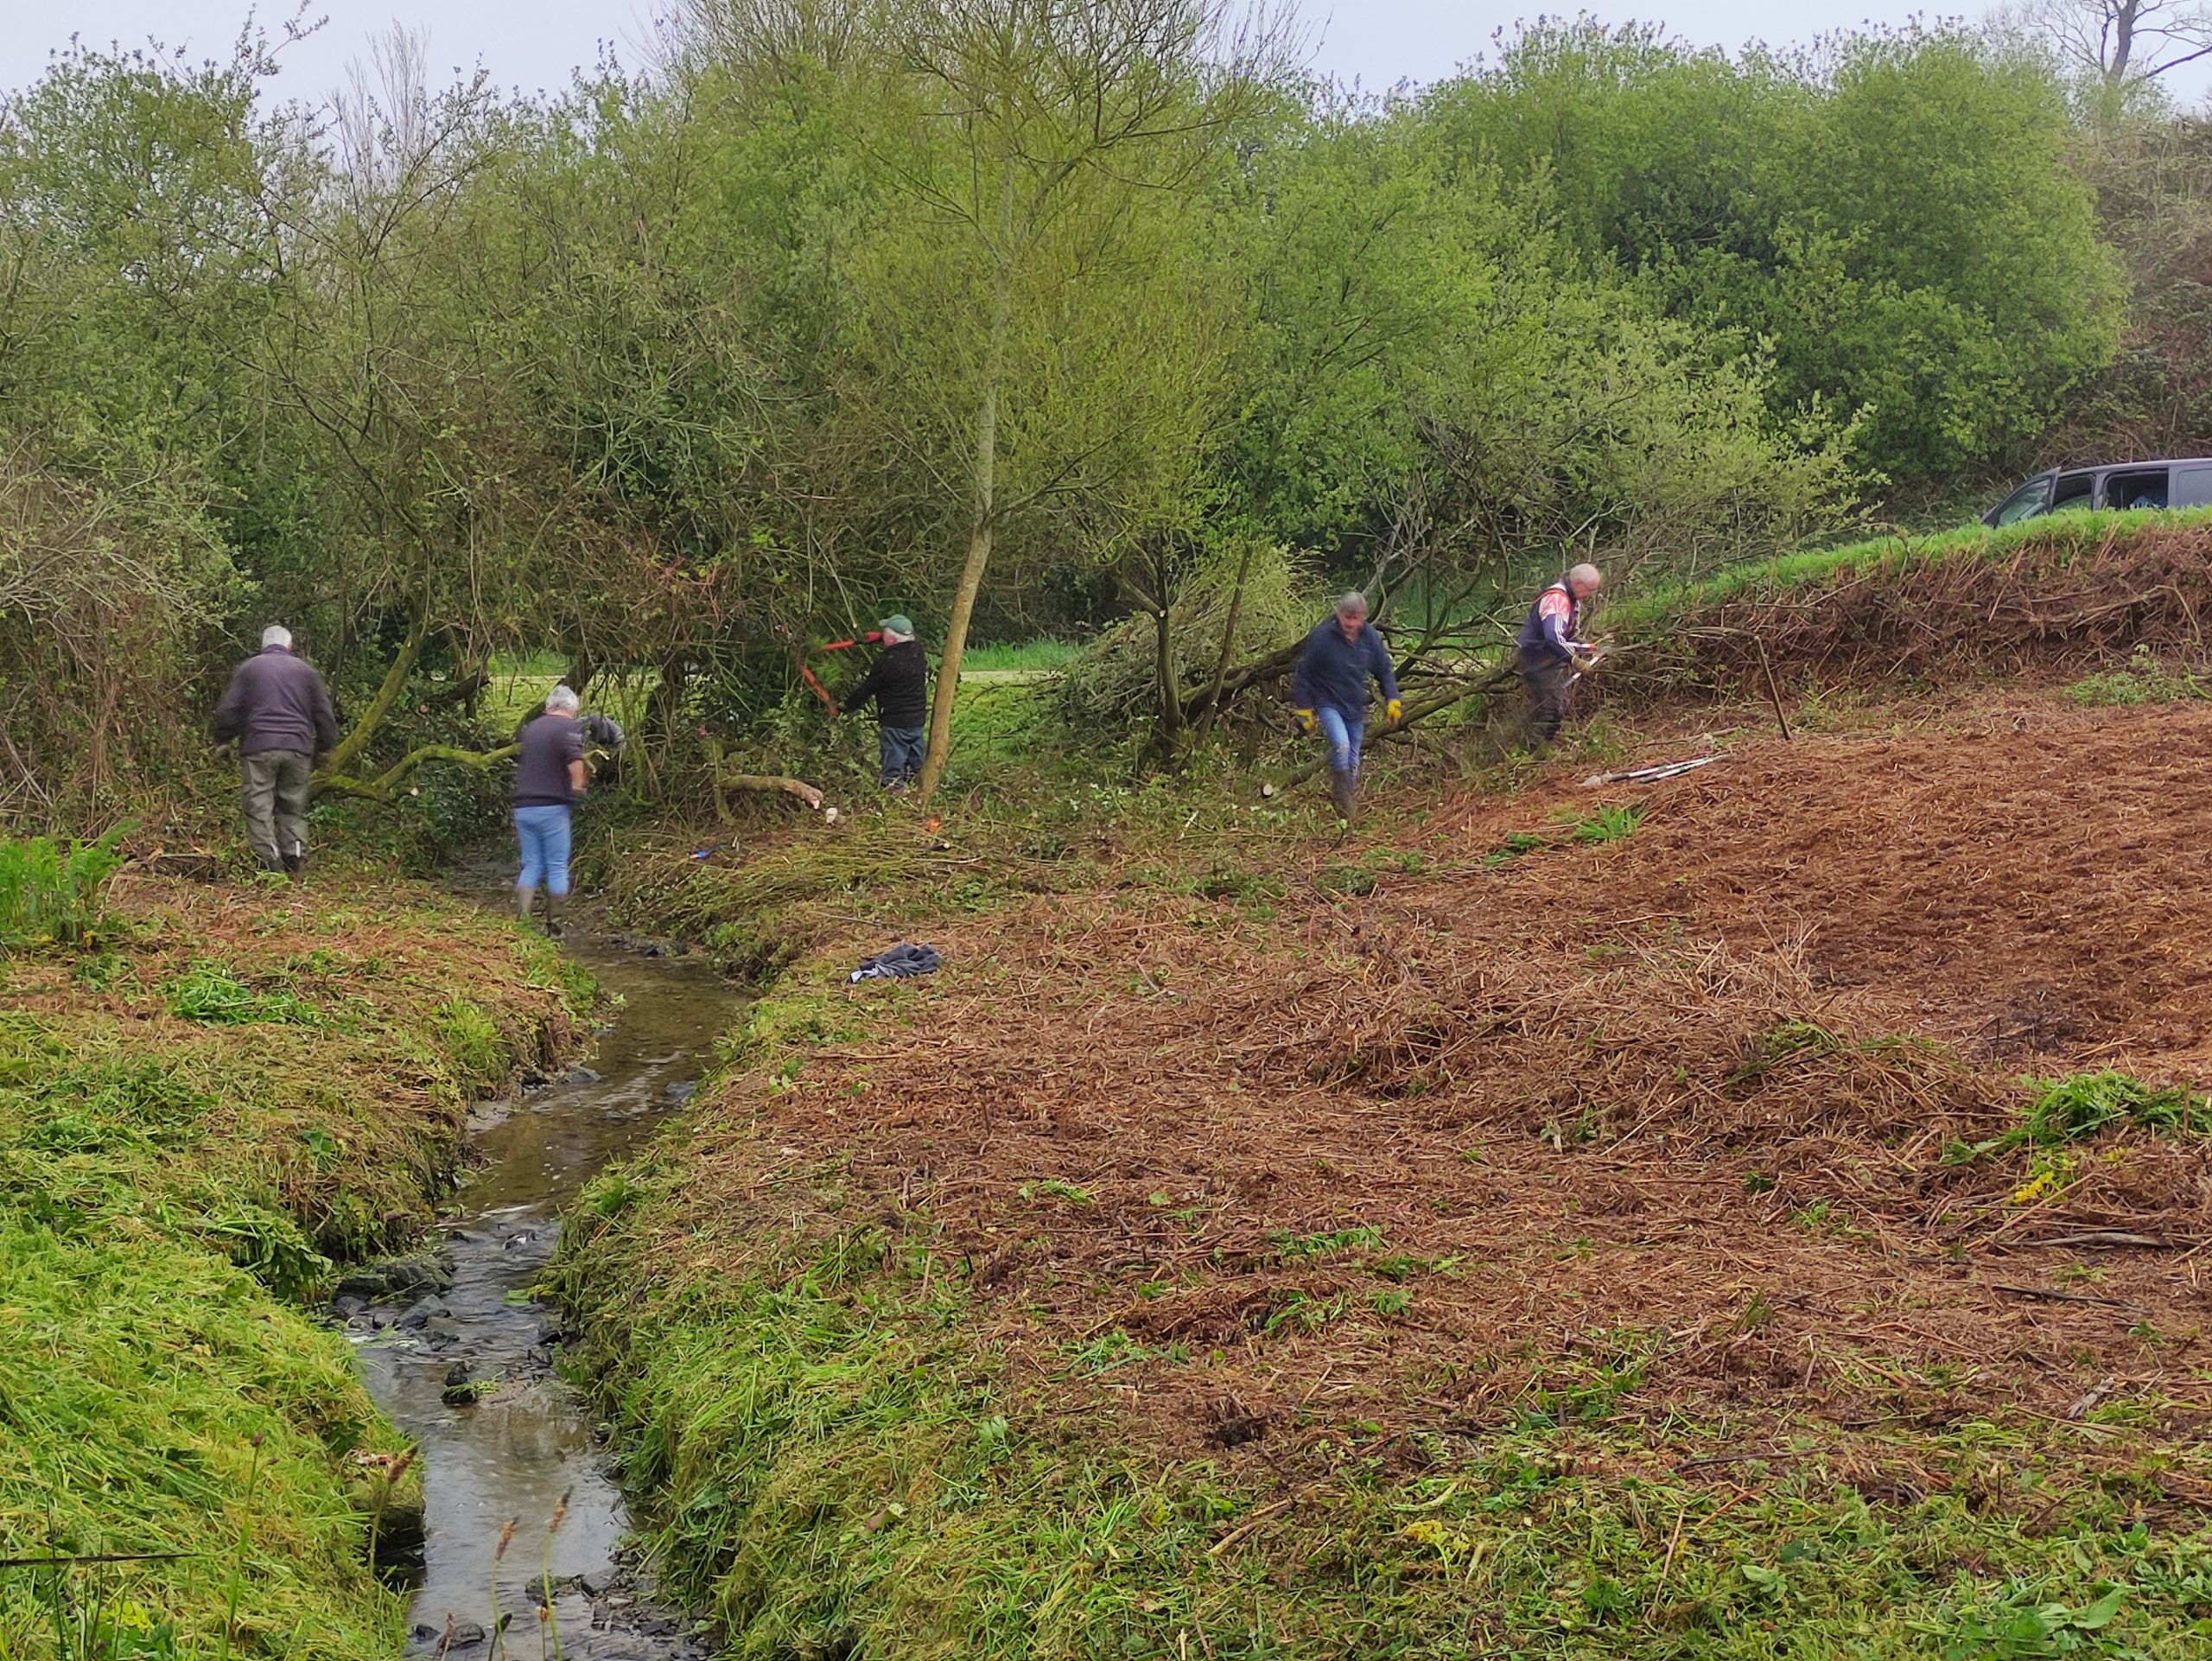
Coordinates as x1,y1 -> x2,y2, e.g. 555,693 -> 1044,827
682,693 -> 2212,1515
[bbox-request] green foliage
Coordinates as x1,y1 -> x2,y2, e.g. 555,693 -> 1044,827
1482,805 -> 1641,864
1925,1583 -> 2130,1658
1568,804 -> 1643,844
0,829 -> 125,947
2065,647 -> 2208,706
0,881 -> 584,1657
1422,21 -> 2123,483
2023,1071 -> 2209,1143
1951,1071 -> 2209,1164
161,963 -> 324,1028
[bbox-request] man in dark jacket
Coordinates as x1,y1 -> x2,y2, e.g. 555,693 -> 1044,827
837,614 -> 929,789
211,625 -> 340,876
1516,563 -> 1603,751
1292,591 -> 1401,822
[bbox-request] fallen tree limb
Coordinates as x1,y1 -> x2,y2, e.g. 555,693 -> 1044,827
717,772 -> 824,811
312,741 -> 518,803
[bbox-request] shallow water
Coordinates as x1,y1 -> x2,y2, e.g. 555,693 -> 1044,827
348,921 -> 739,1658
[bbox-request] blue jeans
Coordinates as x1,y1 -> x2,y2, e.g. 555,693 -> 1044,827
513,804 -> 573,895
880,726 -> 925,787
1316,705 -> 1364,775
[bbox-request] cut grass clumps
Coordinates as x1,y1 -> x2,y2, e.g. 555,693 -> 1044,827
556,1193 -> 2212,1659
162,960 -> 327,1027
0,875 -> 588,1658
1950,1071 -> 2209,1164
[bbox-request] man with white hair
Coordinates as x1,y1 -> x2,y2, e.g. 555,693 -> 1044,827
836,614 -> 930,790
1516,563 -> 1604,751
1292,591 -> 1402,822
512,684 -> 588,937
211,624 -> 339,877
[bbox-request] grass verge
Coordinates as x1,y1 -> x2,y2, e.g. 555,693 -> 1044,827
0,871 -> 586,1659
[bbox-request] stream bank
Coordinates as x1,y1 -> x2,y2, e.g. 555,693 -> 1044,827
342,915 -> 741,1659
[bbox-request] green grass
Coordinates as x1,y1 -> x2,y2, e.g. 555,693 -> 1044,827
2065,649 -> 2209,707
559,1195 -> 2212,1660
1948,1071 -> 2211,1166
960,638 -> 1084,675
0,881 -> 588,1659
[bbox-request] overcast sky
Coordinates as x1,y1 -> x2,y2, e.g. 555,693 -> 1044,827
3,0 -> 2010,106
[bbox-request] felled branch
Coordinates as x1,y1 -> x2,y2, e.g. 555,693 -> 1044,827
716,772 -> 824,811
312,742 -> 518,802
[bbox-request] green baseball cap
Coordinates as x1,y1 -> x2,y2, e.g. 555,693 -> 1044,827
879,614 -> 914,638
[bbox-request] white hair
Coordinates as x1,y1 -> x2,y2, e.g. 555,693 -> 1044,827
545,684 -> 581,714
1567,563 -> 1603,589
261,624 -> 293,650
1335,590 -> 1368,617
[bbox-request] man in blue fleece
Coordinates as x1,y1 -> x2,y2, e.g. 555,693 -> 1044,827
1292,591 -> 1401,823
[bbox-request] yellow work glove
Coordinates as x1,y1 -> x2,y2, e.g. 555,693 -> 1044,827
1294,707 -> 1317,735
1385,698 -> 1403,726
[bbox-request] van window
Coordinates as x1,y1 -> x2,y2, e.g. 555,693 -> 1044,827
1991,478 -> 2052,525
2105,468 -> 2169,510
2175,467 -> 2212,508
2051,471 -> 2095,510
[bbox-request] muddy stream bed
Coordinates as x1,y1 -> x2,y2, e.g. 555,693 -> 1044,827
340,913 -> 739,1658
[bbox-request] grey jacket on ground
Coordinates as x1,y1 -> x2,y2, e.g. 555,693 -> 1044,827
212,646 -> 340,757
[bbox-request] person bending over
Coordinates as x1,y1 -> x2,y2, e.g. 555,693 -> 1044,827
1516,563 -> 1603,751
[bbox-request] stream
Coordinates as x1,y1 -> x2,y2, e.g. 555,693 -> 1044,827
340,913 -> 740,1659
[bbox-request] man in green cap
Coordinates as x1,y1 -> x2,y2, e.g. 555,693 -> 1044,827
836,614 -> 930,790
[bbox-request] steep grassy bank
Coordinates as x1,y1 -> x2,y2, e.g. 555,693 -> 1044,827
559,690 -> 2212,1658
0,872 -> 587,1660
1607,509 -> 2212,700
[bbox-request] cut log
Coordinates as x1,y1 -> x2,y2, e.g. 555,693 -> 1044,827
717,773 -> 824,811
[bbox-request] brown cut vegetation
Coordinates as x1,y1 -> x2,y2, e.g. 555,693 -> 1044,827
1614,522 -> 2212,702
633,695 -> 2212,1516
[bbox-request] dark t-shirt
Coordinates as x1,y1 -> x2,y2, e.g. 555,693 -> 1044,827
514,714 -> 585,806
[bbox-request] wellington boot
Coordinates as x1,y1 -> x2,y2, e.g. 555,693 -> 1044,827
517,885 -> 538,926
543,894 -> 566,941
1327,767 -> 1358,824
281,851 -> 306,882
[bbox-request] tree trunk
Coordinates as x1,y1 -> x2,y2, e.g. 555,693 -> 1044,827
321,605 -> 430,781
916,194 -> 1014,807
2112,0 -> 2137,82
1192,538 -> 1257,743
1153,602 -> 1183,738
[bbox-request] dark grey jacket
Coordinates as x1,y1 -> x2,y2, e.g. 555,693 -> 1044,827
212,646 -> 340,757
842,640 -> 929,728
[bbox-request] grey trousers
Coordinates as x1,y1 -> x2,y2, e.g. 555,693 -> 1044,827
240,750 -> 313,869
1519,652 -> 1576,750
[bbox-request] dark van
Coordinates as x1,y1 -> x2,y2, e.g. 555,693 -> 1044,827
1984,457 -> 2212,526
